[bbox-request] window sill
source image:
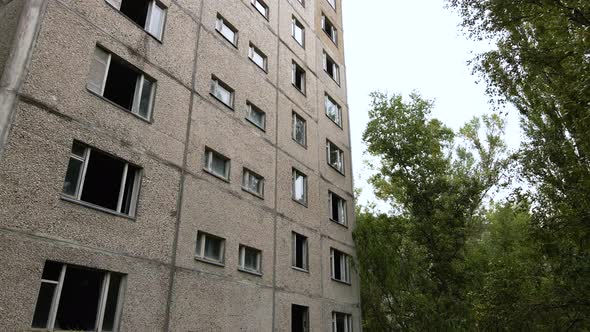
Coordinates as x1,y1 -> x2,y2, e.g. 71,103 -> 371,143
292,198 -> 308,208
238,267 -> 263,277
326,113 -> 343,129
215,29 -> 239,49
209,92 -> 235,111
195,256 -> 225,267
252,4 -> 270,21
291,83 -> 306,96
328,163 -> 345,176
241,187 -> 265,200
330,218 -> 349,229
248,58 -> 268,74
331,277 -> 351,286
324,70 -> 341,86
323,30 -> 338,47
60,195 -> 135,221
203,168 -> 231,183
86,88 -> 153,124
292,36 -> 305,49
292,138 -> 307,149
245,117 -> 266,132
291,266 -> 310,274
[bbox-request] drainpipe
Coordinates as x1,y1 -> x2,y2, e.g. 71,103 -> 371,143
0,0 -> 47,161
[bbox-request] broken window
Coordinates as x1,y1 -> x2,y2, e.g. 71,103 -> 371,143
291,304 -> 309,332
323,51 -> 340,84
106,0 -> 166,40
216,14 -> 238,46
246,101 -> 266,130
87,46 -> 155,120
32,261 -> 125,332
330,248 -> 350,283
292,61 -> 306,94
329,191 -> 347,225
292,112 -> 307,146
292,232 -> 308,271
248,43 -> 268,72
292,16 -> 305,47
210,76 -> 235,108
204,148 -> 231,180
325,94 -> 342,127
292,168 -> 307,205
251,0 -> 269,19
332,312 -> 353,332
62,141 -> 141,217
242,168 -> 264,197
321,14 -> 338,45
326,140 -> 344,173
239,245 -> 262,274
195,231 -> 226,264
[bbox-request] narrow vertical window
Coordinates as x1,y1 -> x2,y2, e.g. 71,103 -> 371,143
292,232 -> 309,271
330,248 -> 350,283
292,169 -> 307,205
329,191 -> 347,226
321,14 -> 338,45
292,112 -> 307,146
246,101 -> 266,130
326,140 -> 345,173
323,51 -> 340,84
291,304 -> 310,332
332,312 -> 353,332
325,94 -> 342,127
292,16 -> 305,47
292,61 -> 306,94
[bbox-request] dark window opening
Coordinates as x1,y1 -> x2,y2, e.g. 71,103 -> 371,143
295,236 -> 305,268
333,250 -> 343,280
292,304 -> 309,332
103,59 -> 138,111
293,63 -> 306,92
120,0 -> 150,27
54,266 -> 102,331
81,150 -> 126,211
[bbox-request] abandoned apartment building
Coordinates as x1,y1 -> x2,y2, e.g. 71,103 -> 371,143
0,0 -> 360,330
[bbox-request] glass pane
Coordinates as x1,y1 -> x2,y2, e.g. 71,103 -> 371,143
147,3 -> 165,39
71,142 -> 86,157
254,1 -> 267,17
248,107 -> 265,128
294,173 -> 305,201
87,48 -> 109,94
101,274 -> 122,332
62,158 -> 83,196
54,266 -> 102,331
31,282 -> 56,328
211,155 -> 227,177
252,51 -> 265,69
294,25 -> 303,45
214,84 -> 232,106
138,78 -> 153,119
294,118 -> 305,144
220,24 -> 235,44
244,248 -> 259,271
248,175 -> 260,193
204,237 -> 222,261
120,166 -> 138,215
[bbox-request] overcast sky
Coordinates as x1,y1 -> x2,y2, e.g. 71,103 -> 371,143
341,0 -> 522,208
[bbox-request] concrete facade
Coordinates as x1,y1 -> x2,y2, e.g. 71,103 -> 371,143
0,0 -> 360,331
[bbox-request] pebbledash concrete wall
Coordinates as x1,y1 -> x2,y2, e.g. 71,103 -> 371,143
0,0 -> 360,331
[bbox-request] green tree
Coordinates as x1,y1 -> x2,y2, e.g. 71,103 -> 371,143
355,92 -> 509,330
447,1 -> 590,327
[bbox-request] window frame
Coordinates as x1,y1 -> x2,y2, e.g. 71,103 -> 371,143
203,148 -> 231,181
292,168 -> 308,206
215,14 -> 239,46
242,168 -> 265,198
323,51 -> 341,84
291,304 -> 310,332
326,140 -> 345,174
292,232 -> 309,272
327,0 -> 337,10
291,16 -> 305,47
210,76 -> 235,109
332,312 -> 353,332
246,101 -> 266,131
238,245 -> 263,275
292,112 -> 307,147
325,94 -> 343,127
321,13 -> 338,45
31,261 -> 126,332
329,191 -> 347,226
251,0 -> 269,20
292,61 -> 306,94
61,141 -> 142,218
87,46 -> 156,121
330,248 -> 351,284
105,0 -> 167,41
195,231 -> 226,266
248,43 -> 268,72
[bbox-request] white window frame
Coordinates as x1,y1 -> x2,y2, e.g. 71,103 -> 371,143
292,232 -> 309,271
325,94 -> 342,127
332,312 -> 353,332
239,245 -> 262,275
330,248 -> 351,283
323,51 -> 340,84
321,14 -> 338,45
62,142 -> 141,217
326,140 -> 345,173
105,0 -> 167,40
32,262 -> 125,332
292,112 -> 307,147
215,14 -> 238,46
329,191 -> 347,226
292,168 -> 308,205
87,47 -> 155,120
210,76 -> 234,108
242,168 -> 265,197
195,231 -> 226,265
248,43 -> 268,72
251,0 -> 269,19
246,101 -> 266,130
204,148 -> 231,180
291,16 -> 305,47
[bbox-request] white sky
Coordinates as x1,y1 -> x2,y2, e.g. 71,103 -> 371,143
342,0 -> 523,208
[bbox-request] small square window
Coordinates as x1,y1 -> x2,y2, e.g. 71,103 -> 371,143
326,140 -> 344,173
292,232 -> 308,271
242,168 -> 264,197
292,61 -> 306,94
106,0 -> 167,40
330,248 -> 350,283
332,312 -> 353,332
215,14 -> 238,46
292,112 -> 307,146
321,14 -> 338,45
251,0 -> 269,19
292,168 -> 307,205
325,94 -> 342,127
62,141 -> 142,217
323,51 -> 340,84
246,101 -> 266,130
239,245 -> 262,274
292,16 -> 305,47
327,0 -> 336,10
292,304 -> 310,332
204,148 -> 230,180
210,76 -> 234,108
248,43 -> 268,72
196,231 -> 226,265
329,191 -> 347,225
